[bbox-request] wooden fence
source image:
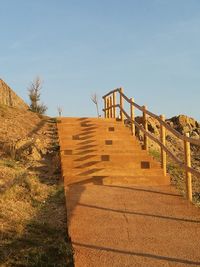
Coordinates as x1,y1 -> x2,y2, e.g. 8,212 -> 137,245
103,88 -> 200,202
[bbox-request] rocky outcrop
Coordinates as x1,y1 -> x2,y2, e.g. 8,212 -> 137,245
167,115 -> 200,139
135,114 -> 200,139
0,79 -> 28,110
133,114 -> 200,171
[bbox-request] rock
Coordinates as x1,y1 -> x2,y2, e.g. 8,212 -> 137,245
147,117 -> 160,135
169,115 -> 198,135
34,138 -> 47,155
166,121 -> 174,128
31,146 -> 42,160
191,131 -> 200,139
15,138 -> 34,151
13,137 -> 48,161
135,116 -> 160,135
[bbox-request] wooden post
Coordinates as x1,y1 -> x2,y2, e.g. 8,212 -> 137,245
119,87 -> 124,122
106,98 -> 109,118
113,92 -> 116,118
130,98 -> 135,135
143,105 -> 148,150
104,97 -> 107,118
109,96 -> 113,118
160,115 -> 167,176
184,132 -> 192,202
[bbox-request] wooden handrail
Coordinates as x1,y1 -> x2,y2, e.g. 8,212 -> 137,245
102,88 -> 120,99
102,88 -> 200,201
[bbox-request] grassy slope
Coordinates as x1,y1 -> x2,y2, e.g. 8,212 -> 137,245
0,107 -> 74,266
149,149 -> 200,207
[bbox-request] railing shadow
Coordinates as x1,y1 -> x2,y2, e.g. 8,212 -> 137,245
77,203 -> 200,224
73,242 -> 200,266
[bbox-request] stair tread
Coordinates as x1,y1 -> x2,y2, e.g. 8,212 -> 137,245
58,117 -> 170,186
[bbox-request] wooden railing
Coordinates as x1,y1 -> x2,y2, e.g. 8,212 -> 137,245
102,88 -> 200,202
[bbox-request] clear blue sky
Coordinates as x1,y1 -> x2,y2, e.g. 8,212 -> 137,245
1,0 -> 200,120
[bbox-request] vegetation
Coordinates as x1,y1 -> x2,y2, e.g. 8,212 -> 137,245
57,106 -> 63,117
0,161 -> 74,266
91,93 -> 100,117
28,76 -> 47,115
0,117 -> 74,266
149,148 -> 200,207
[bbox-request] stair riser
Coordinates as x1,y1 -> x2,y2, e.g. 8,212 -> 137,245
59,139 -> 140,146
63,176 -> 170,186
63,169 -> 164,176
58,133 -> 135,139
60,153 -> 153,161
59,145 -> 141,151
58,117 -> 171,187
62,160 -> 160,170
59,126 -> 126,131
60,150 -> 149,155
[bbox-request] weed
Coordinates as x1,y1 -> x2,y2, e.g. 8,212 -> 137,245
0,159 -> 16,168
149,149 -> 161,161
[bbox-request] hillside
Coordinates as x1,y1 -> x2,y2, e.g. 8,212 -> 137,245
0,79 -> 28,110
0,105 -> 74,266
1,104 -> 199,265
134,114 -> 200,204
0,104 -> 49,160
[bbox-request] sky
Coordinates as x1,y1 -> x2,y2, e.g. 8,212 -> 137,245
0,0 -> 200,120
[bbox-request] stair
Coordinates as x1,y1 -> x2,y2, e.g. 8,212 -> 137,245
58,117 -> 170,186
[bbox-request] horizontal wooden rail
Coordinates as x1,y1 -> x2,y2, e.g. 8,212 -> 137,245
103,88 -> 200,201
102,88 -> 119,99
102,104 -> 120,112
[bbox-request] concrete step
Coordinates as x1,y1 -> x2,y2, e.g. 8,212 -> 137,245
63,174 -> 170,186
60,151 -> 153,159
62,167 -> 165,176
60,135 -> 141,147
60,149 -> 149,155
58,122 -> 124,127
59,117 -> 120,123
60,153 -> 157,161
60,158 -> 161,169
58,123 -> 130,128
60,142 -> 141,151
58,132 -> 135,139
58,117 -> 171,187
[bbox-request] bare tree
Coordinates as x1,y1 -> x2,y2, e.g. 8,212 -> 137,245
91,93 -> 100,117
28,76 -> 47,114
57,106 -> 63,117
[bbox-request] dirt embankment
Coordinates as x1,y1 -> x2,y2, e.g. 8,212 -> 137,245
0,105 -> 74,266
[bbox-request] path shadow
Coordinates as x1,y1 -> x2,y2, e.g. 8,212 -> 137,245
27,119 -> 46,138
73,242 -> 200,266
77,203 -> 200,224
0,189 -> 74,266
104,185 -> 181,197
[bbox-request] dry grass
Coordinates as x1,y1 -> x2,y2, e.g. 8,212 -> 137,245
0,161 -> 73,267
149,148 -> 200,207
0,115 -> 74,266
